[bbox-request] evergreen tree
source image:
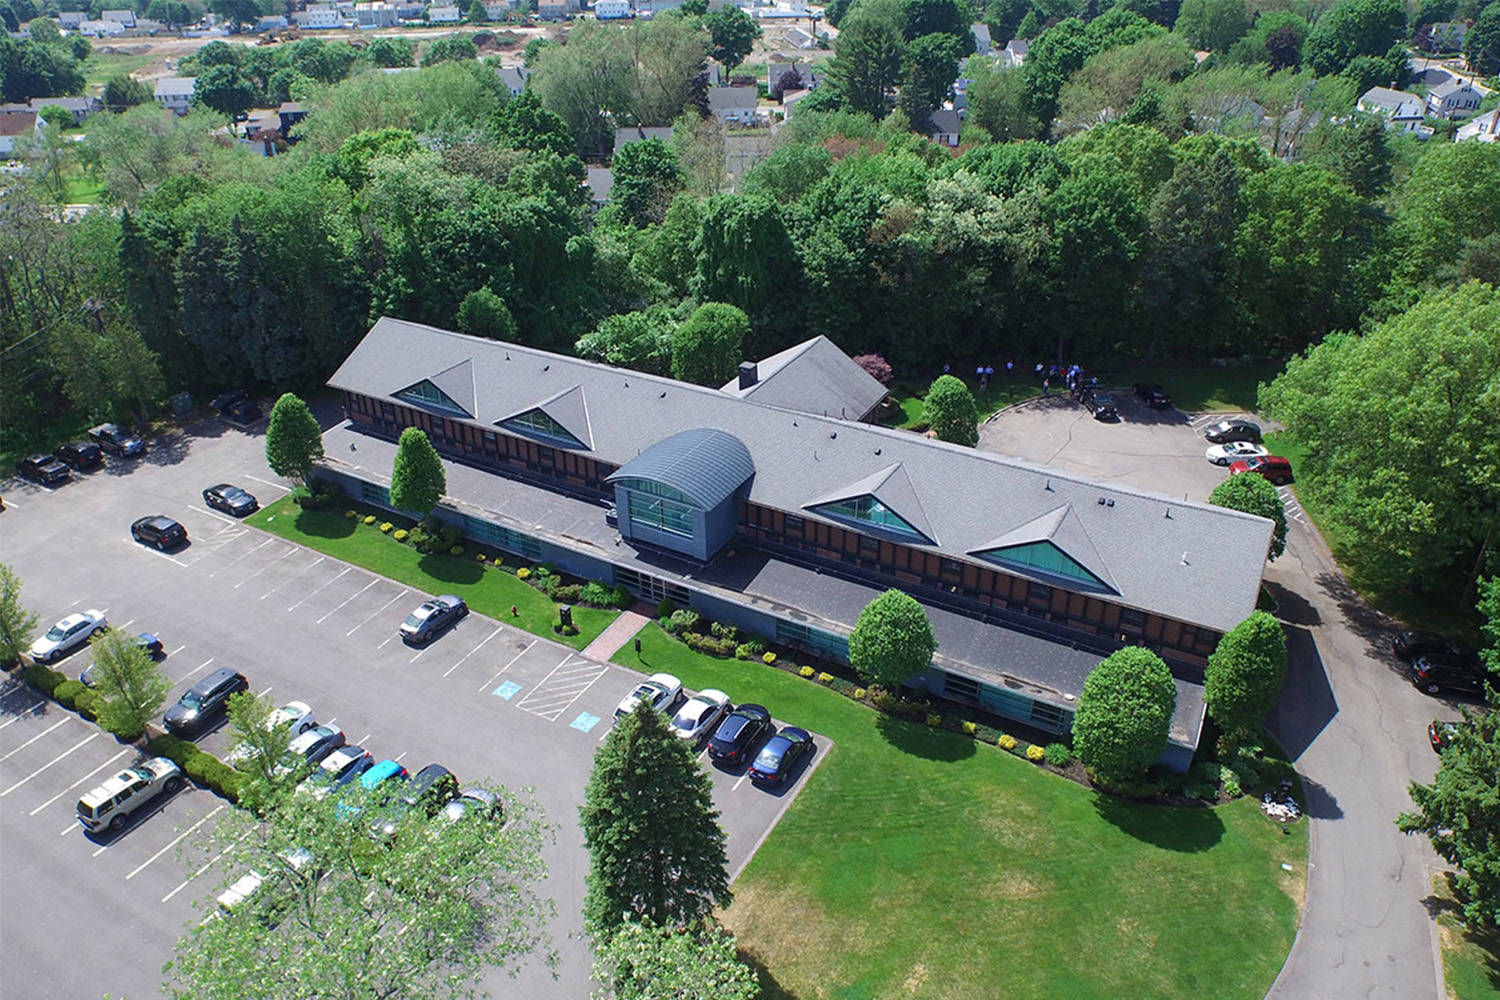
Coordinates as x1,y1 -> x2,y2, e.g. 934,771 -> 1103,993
264,392 -> 325,487
389,426 -> 446,516
581,701 -> 730,940
457,287 -> 518,341
1203,612 -> 1287,752
923,374 -> 979,447
848,589 -> 939,689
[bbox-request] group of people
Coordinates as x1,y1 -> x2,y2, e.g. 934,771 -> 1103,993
1035,362 -> 1095,398
943,361 -> 1016,391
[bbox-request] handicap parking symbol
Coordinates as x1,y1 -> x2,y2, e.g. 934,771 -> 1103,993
570,712 -> 601,733
493,680 -> 522,700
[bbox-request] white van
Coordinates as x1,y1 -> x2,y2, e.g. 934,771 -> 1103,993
76,757 -> 183,833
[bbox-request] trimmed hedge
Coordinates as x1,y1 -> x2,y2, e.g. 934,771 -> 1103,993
149,734 -> 242,803
23,662 -> 68,696
53,679 -> 86,709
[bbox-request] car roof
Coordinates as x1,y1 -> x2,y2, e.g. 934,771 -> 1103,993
412,763 -> 452,783
780,726 -> 811,741
436,595 -> 463,605
193,667 -> 243,692
362,760 -> 405,785
731,703 -> 769,717
146,515 -> 181,528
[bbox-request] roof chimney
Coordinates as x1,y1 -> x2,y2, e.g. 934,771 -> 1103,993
738,361 -> 758,390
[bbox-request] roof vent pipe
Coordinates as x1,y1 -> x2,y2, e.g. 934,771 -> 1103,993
738,361 -> 758,390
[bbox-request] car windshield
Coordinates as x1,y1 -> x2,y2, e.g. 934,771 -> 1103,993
754,745 -> 783,769
673,705 -> 703,727
179,691 -> 204,710
44,624 -> 67,641
404,612 -> 427,628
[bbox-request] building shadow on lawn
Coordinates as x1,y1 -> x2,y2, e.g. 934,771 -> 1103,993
874,713 -> 975,762
416,553 -> 484,587
1091,793 -> 1225,852
1266,624 -> 1337,761
292,508 -> 357,540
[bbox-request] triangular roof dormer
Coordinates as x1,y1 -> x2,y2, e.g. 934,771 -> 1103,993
393,360 -> 474,417
804,462 -> 935,544
969,503 -> 1116,592
497,383 -> 593,450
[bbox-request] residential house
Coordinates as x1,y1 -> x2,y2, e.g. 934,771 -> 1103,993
707,85 -> 758,124
483,0 -> 512,17
1,97 -> 102,126
256,14 -> 291,29
154,76 -> 196,115
595,0 -> 631,17
57,11 -> 84,28
766,60 -> 821,100
292,5 -> 341,27
320,318 -> 1277,772
537,0 -> 568,18
0,112 -> 39,156
277,101 -> 308,135
614,125 -> 673,155
101,9 -> 136,27
354,3 -> 396,27
1000,37 -> 1028,68
925,108 -> 962,146
1418,20 -> 1467,52
783,26 -> 815,48
1457,106 -> 1500,142
394,0 -> 427,19
971,22 -> 990,56
77,19 -> 126,36
1427,77 -> 1483,118
427,4 -> 462,21
584,165 -> 612,208
1356,86 -> 1431,134
496,65 -> 531,96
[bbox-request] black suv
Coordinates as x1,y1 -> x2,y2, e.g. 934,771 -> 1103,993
1082,389 -> 1118,421
54,440 -> 104,471
88,423 -> 145,457
1204,419 -> 1262,444
164,667 -> 249,735
1409,654 -> 1489,697
1133,382 -> 1172,409
372,764 -> 459,839
212,389 -> 263,425
131,515 -> 188,550
16,453 -> 70,485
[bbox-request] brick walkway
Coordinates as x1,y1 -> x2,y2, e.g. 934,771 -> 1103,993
581,610 -> 652,663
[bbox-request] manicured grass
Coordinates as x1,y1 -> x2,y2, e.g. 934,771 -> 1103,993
61,167 -> 104,204
615,626 -> 1307,1000
1109,364 -> 1284,413
248,497 -> 619,651
1433,875 -> 1500,1000
884,378 -> 1038,430
81,51 -> 155,92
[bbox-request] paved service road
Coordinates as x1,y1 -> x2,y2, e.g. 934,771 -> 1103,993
982,390 -> 1451,1000
0,414 -> 824,1000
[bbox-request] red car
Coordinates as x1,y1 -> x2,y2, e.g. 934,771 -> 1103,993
1229,455 -> 1293,486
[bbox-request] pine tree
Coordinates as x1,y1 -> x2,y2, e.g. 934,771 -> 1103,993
581,702 -> 730,940
389,426 -> 446,516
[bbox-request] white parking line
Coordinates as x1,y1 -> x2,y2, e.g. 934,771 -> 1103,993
443,626 -> 502,678
233,545 -> 299,589
167,644 -> 187,657
733,773 -> 750,791
516,655 -> 609,721
409,646 -> 428,663
263,555 -> 324,599
355,733 -> 371,746
242,474 -> 289,495
2,732 -> 100,797
289,565 -> 351,611
162,835 -> 244,903
318,578 -> 376,624
0,696 -> 45,730
61,821 -> 80,836
173,658 -> 214,685
257,686 -> 273,698
478,640 -> 536,693
348,589 -> 409,637
0,717 -> 70,762
126,804 -> 224,880
210,537 -> 273,579
30,748 -> 131,815
190,505 -> 239,527
121,619 -> 135,630
378,635 -> 397,650
142,547 -> 188,568
393,751 -> 408,763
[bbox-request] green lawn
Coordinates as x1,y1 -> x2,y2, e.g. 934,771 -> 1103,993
81,50 -> 155,93
1109,364 -> 1283,413
615,626 -> 1307,1000
61,167 -> 104,204
884,378 -> 1038,430
247,497 -> 619,651
1434,875 -> 1500,1000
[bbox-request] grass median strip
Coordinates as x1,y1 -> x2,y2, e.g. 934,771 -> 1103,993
617,624 -> 1306,1000
247,497 -> 618,651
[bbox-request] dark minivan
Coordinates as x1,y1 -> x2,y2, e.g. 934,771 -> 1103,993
54,440 -> 104,471
164,668 -> 249,735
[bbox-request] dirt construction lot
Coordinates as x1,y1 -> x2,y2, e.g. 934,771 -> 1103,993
0,412 -> 821,1000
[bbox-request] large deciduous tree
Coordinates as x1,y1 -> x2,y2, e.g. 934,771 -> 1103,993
690,193 -> 797,334
1259,281 -> 1500,588
581,700 -> 730,941
1304,0 -> 1407,77
1204,612 -> 1287,752
611,137 -> 685,227
264,392 -> 325,487
166,774 -> 552,999
848,589 -> 938,690
1073,646 -> 1177,784
577,307 -> 676,374
923,374 -> 979,447
705,5 -> 761,70
592,919 -> 759,1000
456,287 -> 518,341
0,564 -> 38,668
1208,473 -> 1288,561
1173,0 -> 1251,52
192,64 -> 255,121
389,426 -> 447,516
671,302 -> 748,386
223,690 -> 298,814
88,628 -> 171,741
1398,575 -> 1499,930
827,0 -> 905,117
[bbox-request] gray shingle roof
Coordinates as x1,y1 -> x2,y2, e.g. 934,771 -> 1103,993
607,428 -> 754,509
719,335 -> 888,421
329,318 -> 1273,632
154,77 -> 196,97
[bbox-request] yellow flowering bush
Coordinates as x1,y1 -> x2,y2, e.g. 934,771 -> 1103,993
925,713 -> 941,727
799,665 -> 815,678
854,688 -> 867,700
379,522 -> 394,533
1026,744 -> 1046,762
999,734 -> 1018,750
762,652 -> 776,664
363,515 -> 377,525
393,529 -> 409,542
449,545 -> 464,556
517,568 -> 531,580
817,671 -> 834,684
962,721 -> 977,736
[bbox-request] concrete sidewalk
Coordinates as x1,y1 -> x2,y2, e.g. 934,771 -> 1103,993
581,610 -> 652,663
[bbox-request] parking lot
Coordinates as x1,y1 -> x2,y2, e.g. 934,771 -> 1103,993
979,392 -> 1304,528
0,415 -> 823,1000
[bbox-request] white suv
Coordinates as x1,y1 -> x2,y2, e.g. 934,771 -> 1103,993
76,757 -> 183,833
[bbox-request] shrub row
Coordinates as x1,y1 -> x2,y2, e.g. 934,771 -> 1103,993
293,484 -> 342,510
148,734 -> 242,803
23,664 -> 141,742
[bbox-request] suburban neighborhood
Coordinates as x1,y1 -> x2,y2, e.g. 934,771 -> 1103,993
1,0 -> 1498,998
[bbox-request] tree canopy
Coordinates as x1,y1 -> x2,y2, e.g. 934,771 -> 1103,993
923,374 -> 979,447
1208,473 -> 1288,561
389,426 -> 447,516
87,628 -> 171,741
591,919 -> 759,1000
1204,612 -> 1288,750
671,302 -> 748,386
1073,646 -> 1177,784
0,564 -> 38,668
848,588 -> 939,690
264,393 -> 325,486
